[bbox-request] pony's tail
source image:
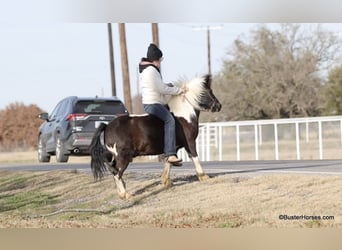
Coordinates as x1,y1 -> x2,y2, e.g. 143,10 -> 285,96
89,123 -> 108,180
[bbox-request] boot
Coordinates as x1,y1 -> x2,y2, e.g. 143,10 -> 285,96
166,155 -> 183,166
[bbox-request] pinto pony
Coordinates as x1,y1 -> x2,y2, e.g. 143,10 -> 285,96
89,74 -> 221,199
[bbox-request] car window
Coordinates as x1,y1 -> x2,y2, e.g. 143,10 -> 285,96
75,101 -> 127,114
49,101 -> 63,120
56,100 -> 69,117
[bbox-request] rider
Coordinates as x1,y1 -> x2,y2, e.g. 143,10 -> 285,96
139,43 -> 185,165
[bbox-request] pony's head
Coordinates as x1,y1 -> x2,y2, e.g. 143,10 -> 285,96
182,74 -> 221,112
169,75 -> 221,122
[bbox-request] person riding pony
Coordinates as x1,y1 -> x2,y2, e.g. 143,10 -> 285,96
139,43 -> 186,166
89,45 -> 221,200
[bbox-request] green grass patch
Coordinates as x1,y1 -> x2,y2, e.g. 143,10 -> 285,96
0,176 -> 31,192
0,191 -> 58,212
218,220 -> 243,228
303,220 -> 324,228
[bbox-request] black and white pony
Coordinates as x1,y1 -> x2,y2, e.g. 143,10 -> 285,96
89,74 -> 221,199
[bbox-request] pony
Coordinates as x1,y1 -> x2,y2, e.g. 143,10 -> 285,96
89,74 -> 221,199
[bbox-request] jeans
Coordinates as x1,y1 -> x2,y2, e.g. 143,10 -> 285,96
144,103 -> 176,156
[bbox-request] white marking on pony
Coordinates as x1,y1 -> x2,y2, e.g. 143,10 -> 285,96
113,174 -> 129,199
191,156 -> 205,175
168,76 -> 206,123
161,161 -> 172,187
106,143 -> 118,157
168,96 -> 195,123
191,156 -> 210,181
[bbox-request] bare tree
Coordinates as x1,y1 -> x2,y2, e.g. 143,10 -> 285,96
0,103 -> 44,151
323,65 -> 342,115
204,24 -> 341,122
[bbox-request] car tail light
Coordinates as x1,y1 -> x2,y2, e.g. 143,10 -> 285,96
66,113 -> 88,121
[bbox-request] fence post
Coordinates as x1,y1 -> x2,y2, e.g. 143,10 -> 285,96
254,124 -> 259,160
259,124 -> 263,145
236,125 -> 240,161
274,123 -> 279,160
306,119 -> 309,143
318,121 -> 323,160
201,126 -> 205,161
340,119 -> 342,149
206,124 -> 210,161
218,125 -> 223,161
295,122 -> 300,160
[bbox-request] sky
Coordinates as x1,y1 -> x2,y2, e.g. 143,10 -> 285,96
1,23 -> 342,113
0,23 -> 255,112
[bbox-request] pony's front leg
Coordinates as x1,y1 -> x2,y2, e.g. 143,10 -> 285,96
113,175 -> 131,200
191,156 -> 210,181
161,161 -> 173,187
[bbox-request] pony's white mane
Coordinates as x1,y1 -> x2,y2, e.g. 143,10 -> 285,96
168,76 -> 206,123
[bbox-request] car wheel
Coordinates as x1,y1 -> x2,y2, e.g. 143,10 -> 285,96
38,136 -> 51,162
56,136 -> 69,163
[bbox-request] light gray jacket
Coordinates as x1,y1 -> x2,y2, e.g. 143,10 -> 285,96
140,66 -> 182,105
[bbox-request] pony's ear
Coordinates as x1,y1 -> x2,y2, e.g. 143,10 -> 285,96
204,74 -> 212,88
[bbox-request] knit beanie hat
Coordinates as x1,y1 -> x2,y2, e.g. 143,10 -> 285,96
147,43 -> 163,61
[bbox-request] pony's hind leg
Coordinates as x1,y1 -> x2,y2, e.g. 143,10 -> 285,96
191,156 -> 210,181
161,161 -> 173,187
103,151 -> 118,175
113,174 -> 131,200
112,156 -> 132,200
105,160 -> 118,175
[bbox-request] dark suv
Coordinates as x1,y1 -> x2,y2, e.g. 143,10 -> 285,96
38,96 -> 128,163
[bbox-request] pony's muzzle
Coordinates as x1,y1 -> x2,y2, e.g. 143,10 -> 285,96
211,101 -> 222,112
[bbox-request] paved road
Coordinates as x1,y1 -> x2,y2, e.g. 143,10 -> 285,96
1,160 -> 342,176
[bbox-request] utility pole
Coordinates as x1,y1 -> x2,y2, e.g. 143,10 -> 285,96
193,25 -> 223,75
118,23 -> 132,113
151,23 -> 160,73
107,23 -> 116,96
206,27 -> 211,75
151,23 -> 159,46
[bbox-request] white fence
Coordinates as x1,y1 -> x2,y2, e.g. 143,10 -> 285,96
179,115 -> 342,161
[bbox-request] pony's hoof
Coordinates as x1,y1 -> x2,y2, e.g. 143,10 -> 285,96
198,173 -> 210,181
119,192 -> 132,200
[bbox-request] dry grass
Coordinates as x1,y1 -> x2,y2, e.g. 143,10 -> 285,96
0,169 -> 341,228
